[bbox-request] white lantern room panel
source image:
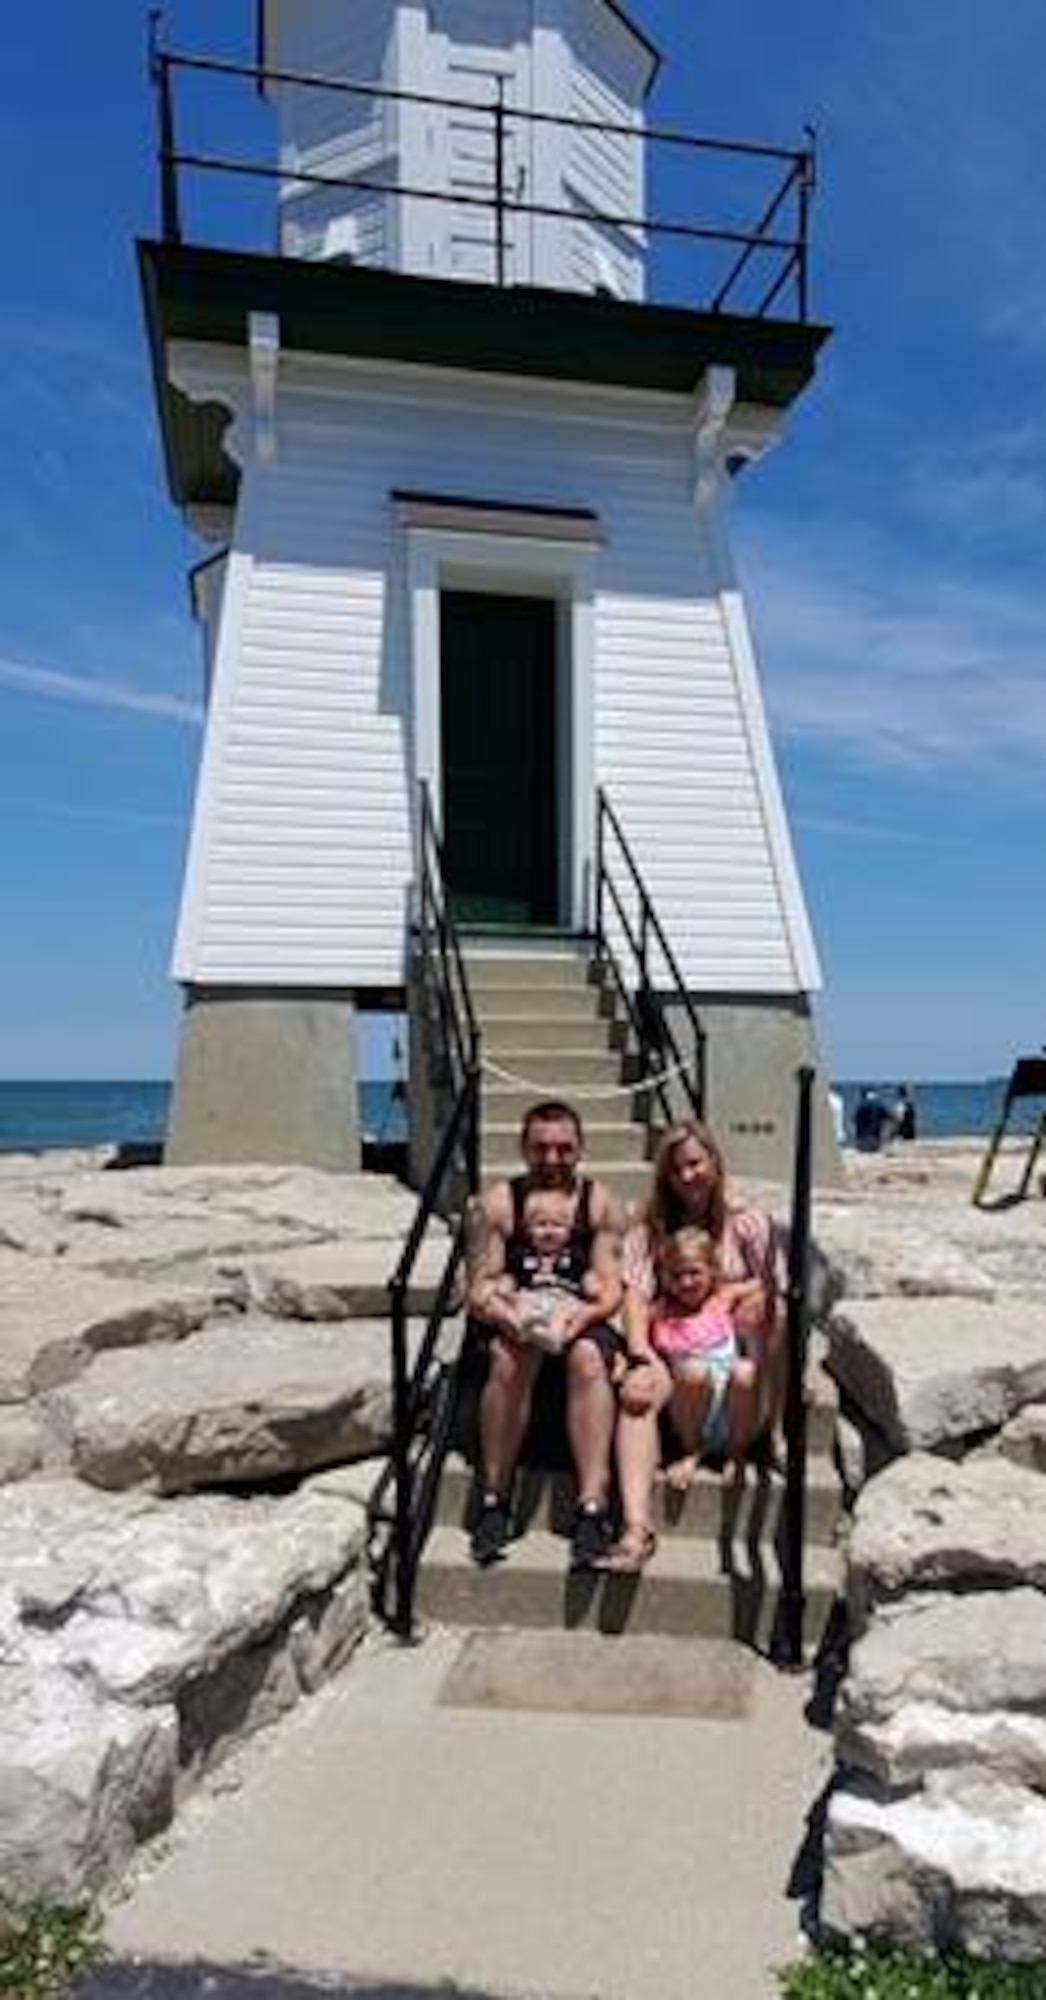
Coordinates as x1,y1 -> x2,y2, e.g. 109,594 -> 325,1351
560,0 -> 647,300
271,0 -> 399,264
425,0 -> 534,284
264,0 -> 653,293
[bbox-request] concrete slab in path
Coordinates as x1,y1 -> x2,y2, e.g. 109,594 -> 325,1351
105,1628 -> 829,2000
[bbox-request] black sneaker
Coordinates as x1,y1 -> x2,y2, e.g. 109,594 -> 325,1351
571,1499 -> 612,1570
470,1493 -> 511,1567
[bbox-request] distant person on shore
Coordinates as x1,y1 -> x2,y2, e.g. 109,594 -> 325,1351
853,1087 -> 895,1152
893,1084 -> 917,1141
465,1099 -> 625,1569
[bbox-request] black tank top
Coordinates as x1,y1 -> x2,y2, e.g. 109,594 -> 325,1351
504,1175 -> 594,1294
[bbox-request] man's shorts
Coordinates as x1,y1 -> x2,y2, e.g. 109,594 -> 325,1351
476,1316 -> 623,1373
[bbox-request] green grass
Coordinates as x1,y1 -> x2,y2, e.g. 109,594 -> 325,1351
778,1948 -> 1046,2000
0,1901 -> 102,2000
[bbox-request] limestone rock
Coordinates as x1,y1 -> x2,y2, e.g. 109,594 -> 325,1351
46,1316 -> 409,1491
826,1296 -> 1046,1453
1000,1403 -> 1046,1474
0,1475 -> 368,1709
813,1209 -> 997,1302
0,1264 -> 240,1404
844,1587 -> 1046,1723
0,1665 -> 177,1900
0,1408 -> 45,1483
842,1702 -> 1046,1793
848,1454 -> 1046,1631
822,1774 -> 1046,1960
242,1236 -> 452,1320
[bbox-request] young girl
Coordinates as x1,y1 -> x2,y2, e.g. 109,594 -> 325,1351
649,1226 -> 761,1488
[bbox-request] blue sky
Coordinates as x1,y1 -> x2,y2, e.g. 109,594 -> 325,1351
1,1 -> 1044,1084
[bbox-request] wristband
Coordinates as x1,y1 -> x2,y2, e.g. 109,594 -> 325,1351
626,1351 -> 654,1371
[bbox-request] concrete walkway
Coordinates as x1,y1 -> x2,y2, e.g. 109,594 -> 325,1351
104,1627 -> 831,2000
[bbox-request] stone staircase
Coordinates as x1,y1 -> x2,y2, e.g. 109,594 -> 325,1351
464,937 -> 654,1200
416,1350 -> 844,1653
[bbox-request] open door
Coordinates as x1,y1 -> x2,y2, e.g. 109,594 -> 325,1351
440,591 -> 559,926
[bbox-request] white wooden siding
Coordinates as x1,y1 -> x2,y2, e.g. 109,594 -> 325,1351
172,352 -> 814,995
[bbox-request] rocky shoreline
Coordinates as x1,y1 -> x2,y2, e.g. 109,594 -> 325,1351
2,1137 -> 1046,1958
0,1151 -> 448,1900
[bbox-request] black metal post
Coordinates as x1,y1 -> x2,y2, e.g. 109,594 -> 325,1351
493,79 -> 507,286
775,1062 -> 815,1667
797,125 -> 817,321
389,1277 -> 414,1639
637,898 -> 651,1089
594,792 -> 605,967
149,13 -> 182,244
694,1024 -> 707,1122
465,1064 -> 481,1197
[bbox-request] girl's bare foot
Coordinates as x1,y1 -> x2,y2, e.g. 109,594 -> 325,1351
664,1453 -> 699,1493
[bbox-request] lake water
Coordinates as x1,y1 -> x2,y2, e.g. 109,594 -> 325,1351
0,1075 -> 1042,1155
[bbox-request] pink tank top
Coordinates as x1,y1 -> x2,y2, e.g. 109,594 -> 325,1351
650,1296 -> 735,1361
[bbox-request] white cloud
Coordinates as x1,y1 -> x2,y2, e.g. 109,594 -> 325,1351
742,522 -> 1046,780
793,813 -> 946,848
0,656 -> 202,726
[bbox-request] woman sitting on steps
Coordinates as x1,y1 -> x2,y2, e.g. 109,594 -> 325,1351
604,1118 -> 784,1573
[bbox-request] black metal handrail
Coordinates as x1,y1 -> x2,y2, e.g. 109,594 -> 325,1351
365,784 -> 481,1639
374,1066 -> 479,1639
774,1062 -> 815,1669
593,788 -> 706,1125
417,780 -> 480,1100
148,28 -> 816,321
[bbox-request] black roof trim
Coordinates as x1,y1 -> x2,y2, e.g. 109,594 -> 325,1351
138,241 -> 829,508
390,489 -> 599,522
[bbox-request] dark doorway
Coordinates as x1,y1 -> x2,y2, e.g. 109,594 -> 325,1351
440,591 -> 559,926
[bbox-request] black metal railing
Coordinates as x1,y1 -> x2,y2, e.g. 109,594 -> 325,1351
417,779 -> 480,1114
594,788 -> 706,1125
773,1062 -> 815,1670
367,782 -> 481,1639
371,1067 -> 480,1639
148,20 -> 816,321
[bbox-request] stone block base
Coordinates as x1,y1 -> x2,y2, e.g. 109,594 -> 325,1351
166,991 -> 360,1170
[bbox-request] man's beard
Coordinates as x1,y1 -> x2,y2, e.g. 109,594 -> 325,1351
529,1161 -> 576,1191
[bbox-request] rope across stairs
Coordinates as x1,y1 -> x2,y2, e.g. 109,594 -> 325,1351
480,1051 -> 696,1099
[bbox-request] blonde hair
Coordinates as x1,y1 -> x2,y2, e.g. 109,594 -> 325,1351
645,1120 -> 728,1259
661,1226 -> 719,1272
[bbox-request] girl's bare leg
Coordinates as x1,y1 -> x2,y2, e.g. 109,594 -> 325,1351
726,1355 -> 759,1461
665,1370 -> 713,1490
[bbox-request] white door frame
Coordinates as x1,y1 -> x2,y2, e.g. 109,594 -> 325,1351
403,522 -> 598,929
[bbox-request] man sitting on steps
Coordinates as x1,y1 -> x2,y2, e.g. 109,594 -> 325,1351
465,1098 -> 626,1570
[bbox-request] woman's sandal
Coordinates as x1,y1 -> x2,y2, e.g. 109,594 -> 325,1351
602,1525 -> 658,1574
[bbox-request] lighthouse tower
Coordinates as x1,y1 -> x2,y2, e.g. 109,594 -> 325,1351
141,1 -> 837,1180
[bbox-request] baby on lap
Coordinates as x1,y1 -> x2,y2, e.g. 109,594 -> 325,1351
493,1185 -> 601,1353
649,1225 -> 761,1487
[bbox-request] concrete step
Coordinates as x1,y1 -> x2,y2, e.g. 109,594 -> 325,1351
480,1048 -> 625,1089
474,988 -> 608,1024
480,1016 -> 622,1055
435,1451 -> 843,1548
464,954 -> 592,993
416,1523 -> 841,1651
